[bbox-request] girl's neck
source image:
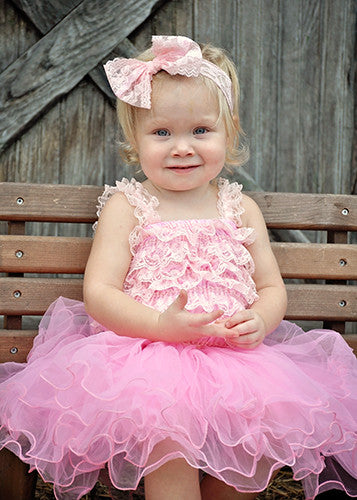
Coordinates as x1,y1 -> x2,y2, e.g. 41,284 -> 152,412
143,179 -> 220,221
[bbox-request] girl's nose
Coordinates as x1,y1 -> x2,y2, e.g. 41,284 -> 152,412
171,139 -> 194,157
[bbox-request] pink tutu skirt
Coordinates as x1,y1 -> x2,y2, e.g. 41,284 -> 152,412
0,297 -> 356,499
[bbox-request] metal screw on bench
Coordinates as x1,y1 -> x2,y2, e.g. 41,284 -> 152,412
16,197 -> 24,205
339,259 -> 347,266
15,250 -> 23,258
10,347 -> 18,354
13,290 -> 22,298
341,208 -> 349,216
339,300 -> 347,307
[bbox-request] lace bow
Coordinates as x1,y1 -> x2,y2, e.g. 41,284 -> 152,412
104,35 -> 233,111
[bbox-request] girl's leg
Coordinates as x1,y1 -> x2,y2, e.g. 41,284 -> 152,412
200,475 -> 258,500
144,458 -> 201,500
200,469 -> 281,500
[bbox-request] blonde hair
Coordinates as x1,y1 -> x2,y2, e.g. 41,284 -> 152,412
116,42 -> 249,168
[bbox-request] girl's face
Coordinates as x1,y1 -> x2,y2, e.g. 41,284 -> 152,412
133,77 -> 228,193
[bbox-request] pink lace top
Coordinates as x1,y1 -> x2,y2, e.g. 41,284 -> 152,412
96,178 -> 259,346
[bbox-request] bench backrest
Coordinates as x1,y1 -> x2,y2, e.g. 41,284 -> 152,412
1,182 -> 356,362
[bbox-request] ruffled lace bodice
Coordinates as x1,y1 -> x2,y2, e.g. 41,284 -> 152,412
96,178 -> 258,345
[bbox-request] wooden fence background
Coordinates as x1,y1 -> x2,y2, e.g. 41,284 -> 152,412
0,0 -> 355,196
0,0 -> 356,335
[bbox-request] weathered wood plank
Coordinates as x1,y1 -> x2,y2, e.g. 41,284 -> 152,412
11,0 -> 82,35
1,278 -> 356,322
285,284 -> 357,322
0,235 -> 92,273
0,330 -> 37,363
272,242 -> 357,280
0,0 -> 167,153
0,277 -> 83,314
276,0 -> 355,194
1,183 -> 356,229
251,192 -> 357,230
1,236 -> 356,280
0,182 -> 101,222
11,0 -> 138,104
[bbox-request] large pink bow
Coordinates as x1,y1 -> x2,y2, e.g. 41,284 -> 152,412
104,35 -> 233,111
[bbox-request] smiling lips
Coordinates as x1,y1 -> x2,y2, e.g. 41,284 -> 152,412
167,165 -> 201,172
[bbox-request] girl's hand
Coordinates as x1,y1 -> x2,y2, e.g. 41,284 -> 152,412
158,290 -> 224,342
223,310 -> 267,349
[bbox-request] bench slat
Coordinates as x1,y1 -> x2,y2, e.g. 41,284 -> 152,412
0,329 -> 356,364
284,284 -> 356,321
251,191 -> 357,230
0,278 -> 83,314
271,242 -> 357,279
0,331 -> 37,363
0,183 -> 101,223
1,183 -> 357,229
0,278 -> 355,321
1,236 -> 356,279
0,235 -> 92,273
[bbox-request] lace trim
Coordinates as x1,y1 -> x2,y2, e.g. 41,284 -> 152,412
94,177 -> 254,250
217,178 -> 245,227
123,220 -> 258,312
93,179 -> 161,252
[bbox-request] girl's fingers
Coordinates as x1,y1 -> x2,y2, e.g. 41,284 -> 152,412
225,310 -> 254,328
190,309 -> 224,328
170,289 -> 188,311
234,320 -> 258,335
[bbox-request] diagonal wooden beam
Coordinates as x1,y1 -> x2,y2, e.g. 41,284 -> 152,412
10,0 -> 138,103
10,0 -> 83,35
0,0 -> 166,154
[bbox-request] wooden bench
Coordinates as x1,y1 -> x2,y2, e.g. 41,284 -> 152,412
0,181 -> 356,499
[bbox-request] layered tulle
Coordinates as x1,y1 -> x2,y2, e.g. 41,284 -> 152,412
1,298 -> 356,499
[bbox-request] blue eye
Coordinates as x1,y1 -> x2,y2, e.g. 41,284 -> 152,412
155,129 -> 169,137
194,127 -> 208,135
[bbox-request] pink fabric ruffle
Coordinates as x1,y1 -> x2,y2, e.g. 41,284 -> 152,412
1,298 -> 356,499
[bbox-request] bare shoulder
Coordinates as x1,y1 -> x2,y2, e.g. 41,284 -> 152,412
240,193 -> 266,228
95,191 -> 137,236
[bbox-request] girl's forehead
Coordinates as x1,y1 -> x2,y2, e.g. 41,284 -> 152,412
150,75 -> 219,113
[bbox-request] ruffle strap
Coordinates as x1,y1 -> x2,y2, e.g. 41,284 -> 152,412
93,178 -> 160,232
217,178 -> 245,228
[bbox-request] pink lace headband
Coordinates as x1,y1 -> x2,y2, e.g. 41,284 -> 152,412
104,35 -> 233,112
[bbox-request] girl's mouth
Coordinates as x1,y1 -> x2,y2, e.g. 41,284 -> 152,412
167,165 -> 200,172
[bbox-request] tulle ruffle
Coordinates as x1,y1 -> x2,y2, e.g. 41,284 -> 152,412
124,218 -> 258,315
1,298 -> 356,499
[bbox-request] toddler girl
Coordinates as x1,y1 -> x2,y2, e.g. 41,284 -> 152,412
1,35 -> 356,500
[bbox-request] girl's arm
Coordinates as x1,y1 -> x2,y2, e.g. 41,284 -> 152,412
223,195 -> 287,348
83,193 -> 223,342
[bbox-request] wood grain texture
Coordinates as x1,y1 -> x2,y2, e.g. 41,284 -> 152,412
272,242 -> 357,279
1,183 -> 356,229
1,236 -> 356,280
0,331 -> 37,363
0,277 -> 83,314
285,284 -> 356,321
0,235 -> 92,273
0,182 -> 101,222
0,0 -> 166,153
11,0 -> 138,103
1,278 -> 355,321
1,0 -> 355,198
